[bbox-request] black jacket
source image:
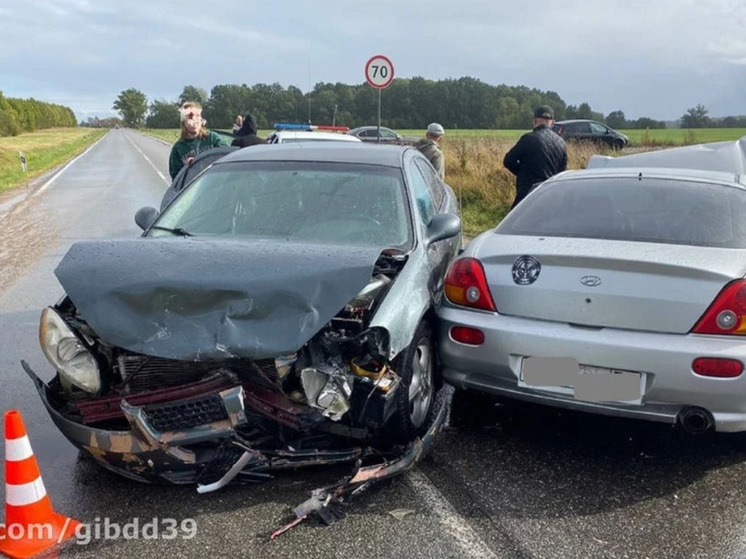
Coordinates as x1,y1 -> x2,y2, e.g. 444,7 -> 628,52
231,114 -> 266,148
503,125 -> 567,207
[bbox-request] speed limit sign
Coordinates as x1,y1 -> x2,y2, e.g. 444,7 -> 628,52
365,55 -> 395,89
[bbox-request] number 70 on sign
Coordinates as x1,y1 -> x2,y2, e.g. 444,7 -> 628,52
365,55 -> 395,89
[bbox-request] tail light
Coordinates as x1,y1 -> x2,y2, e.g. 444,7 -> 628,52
692,280 -> 746,335
692,358 -> 743,378
450,326 -> 485,345
444,257 -> 496,312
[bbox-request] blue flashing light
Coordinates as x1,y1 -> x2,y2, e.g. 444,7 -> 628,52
274,123 -> 313,131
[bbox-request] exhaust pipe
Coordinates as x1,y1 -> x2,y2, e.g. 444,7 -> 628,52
677,406 -> 714,435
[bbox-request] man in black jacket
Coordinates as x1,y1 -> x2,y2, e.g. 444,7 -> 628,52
503,105 -> 567,209
231,113 -> 266,148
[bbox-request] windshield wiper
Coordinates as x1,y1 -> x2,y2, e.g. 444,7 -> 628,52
149,225 -> 194,237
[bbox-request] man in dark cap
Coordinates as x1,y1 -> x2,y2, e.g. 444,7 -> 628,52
231,113 -> 266,148
503,105 -> 567,209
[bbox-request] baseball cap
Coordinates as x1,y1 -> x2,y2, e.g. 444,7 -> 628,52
534,105 -> 555,120
427,122 -> 445,136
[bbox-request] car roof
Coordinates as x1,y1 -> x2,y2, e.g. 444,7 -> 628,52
270,131 -> 361,142
216,142 -> 410,167
349,125 -> 396,132
547,166 -> 746,189
587,137 -> 746,175
554,119 -> 605,125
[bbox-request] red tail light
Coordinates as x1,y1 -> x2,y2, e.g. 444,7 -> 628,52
450,326 -> 485,345
692,357 -> 743,378
444,257 -> 496,312
692,280 -> 746,335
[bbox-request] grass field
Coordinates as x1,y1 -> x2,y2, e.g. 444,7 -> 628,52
0,128 -> 107,193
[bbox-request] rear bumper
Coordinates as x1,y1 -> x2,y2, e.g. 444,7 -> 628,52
437,306 -> 746,432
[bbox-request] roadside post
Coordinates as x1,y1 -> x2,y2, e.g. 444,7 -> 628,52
19,151 -> 27,172
364,55 -> 395,143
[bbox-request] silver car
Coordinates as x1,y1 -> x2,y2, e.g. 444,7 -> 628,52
26,143 -> 461,484
438,138 -> 746,434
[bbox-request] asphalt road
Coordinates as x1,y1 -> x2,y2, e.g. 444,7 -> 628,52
1,130 -> 746,558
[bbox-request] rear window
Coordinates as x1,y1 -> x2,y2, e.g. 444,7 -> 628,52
497,176 -> 746,248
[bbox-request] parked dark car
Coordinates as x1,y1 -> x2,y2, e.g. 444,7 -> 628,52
26,143 -> 462,489
552,119 -> 629,149
347,126 -> 403,144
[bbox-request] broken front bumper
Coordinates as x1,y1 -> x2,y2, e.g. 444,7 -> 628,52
23,361 -> 264,483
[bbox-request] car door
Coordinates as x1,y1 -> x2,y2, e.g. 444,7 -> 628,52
412,157 -> 459,299
589,122 -> 612,145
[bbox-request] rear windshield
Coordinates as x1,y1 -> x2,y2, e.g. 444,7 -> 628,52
497,176 -> 746,248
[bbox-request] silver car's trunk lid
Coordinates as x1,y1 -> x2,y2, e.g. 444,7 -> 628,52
474,234 -> 746,334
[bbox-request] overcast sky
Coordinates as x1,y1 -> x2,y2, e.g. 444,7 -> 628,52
1,0 -> 745,123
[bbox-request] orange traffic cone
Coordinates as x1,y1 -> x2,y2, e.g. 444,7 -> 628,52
0,410 -> 80,558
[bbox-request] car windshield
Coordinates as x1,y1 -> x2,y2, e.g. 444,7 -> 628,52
497,176 -> 746,248
151,160 -> 412,249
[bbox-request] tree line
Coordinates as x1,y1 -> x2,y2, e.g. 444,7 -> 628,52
106,78 -> 682,132
0,91 -> 77,137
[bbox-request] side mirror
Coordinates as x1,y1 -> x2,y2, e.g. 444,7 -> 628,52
135,206 -> 159,231
425,213 -> 461,247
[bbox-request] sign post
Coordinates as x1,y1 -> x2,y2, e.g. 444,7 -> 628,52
364,55 -> 395,143
19,152 -> 27,172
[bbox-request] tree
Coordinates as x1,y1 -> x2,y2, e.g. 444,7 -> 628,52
606,110 -> 626,129
146,99 -> 179,128
680,104 -> 710,129
112,88 -> 148,128
178,86 -> 209,107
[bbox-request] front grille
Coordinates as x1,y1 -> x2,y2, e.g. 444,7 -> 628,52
116,354 -> 215,393
144,394 -> 228,431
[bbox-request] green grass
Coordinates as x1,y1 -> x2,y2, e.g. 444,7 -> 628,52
620,128 -> 746,145
0,128 -> 107,192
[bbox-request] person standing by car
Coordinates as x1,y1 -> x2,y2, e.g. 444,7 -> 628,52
231,113 -> 266,148
416,123 -> 445,180
231,115 -> 243,134
503,105 -> 567,209
169,102 -> 227,179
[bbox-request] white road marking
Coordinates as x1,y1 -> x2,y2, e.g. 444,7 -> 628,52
125,131 -> 170,184
34,135 -> 105,197
407,469 -> 498,558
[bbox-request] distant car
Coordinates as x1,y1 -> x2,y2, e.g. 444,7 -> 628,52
438,136 -> 746,435
552,119 -> 629,150
27,143 -> 462,484
266,130 -> 362,144
347,126 -> 403,144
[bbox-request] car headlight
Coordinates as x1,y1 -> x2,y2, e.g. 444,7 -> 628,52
39,307 -> 101,394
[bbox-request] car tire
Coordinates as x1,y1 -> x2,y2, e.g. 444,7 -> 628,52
612,139 -> 625,150
386,321 -> 437,442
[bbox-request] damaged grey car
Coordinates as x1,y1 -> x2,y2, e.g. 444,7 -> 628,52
24,143 -> 461,500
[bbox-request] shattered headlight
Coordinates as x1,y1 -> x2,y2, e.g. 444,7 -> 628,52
39,307 -> 101,394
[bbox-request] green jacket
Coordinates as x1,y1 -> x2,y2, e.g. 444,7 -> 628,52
415,138 -> 445,180
168,131 -> 227,179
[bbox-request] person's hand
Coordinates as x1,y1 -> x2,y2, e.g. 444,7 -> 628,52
186,157 -> 195,167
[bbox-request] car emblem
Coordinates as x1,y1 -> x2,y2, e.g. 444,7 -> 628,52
580,275 -> 602,287
512,255 -> 541,285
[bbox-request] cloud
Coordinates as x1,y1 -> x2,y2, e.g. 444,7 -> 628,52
1,0 -> 744,121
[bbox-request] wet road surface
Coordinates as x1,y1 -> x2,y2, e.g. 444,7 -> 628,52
1,130 -> 745,558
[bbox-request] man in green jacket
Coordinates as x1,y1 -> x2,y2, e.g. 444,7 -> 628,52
415,122 -> 445,180
169,102 -> 227,179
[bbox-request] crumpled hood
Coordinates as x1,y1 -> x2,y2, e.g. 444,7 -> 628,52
54,238 -> 383,360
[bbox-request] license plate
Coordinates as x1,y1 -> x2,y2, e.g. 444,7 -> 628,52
519,357 -> 643,404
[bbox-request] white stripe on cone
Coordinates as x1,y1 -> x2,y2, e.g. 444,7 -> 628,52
5,435 -> 34,462
6,478 -> 48,506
